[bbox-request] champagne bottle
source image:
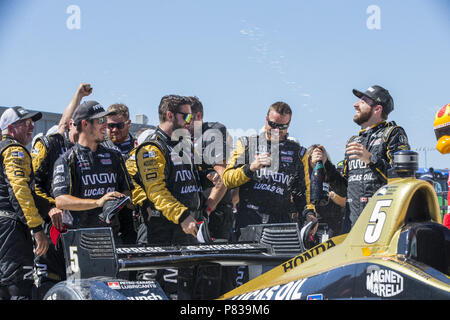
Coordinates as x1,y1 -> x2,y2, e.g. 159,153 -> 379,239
310,160 -> 329,206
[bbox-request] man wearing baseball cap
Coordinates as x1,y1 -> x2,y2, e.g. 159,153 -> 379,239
0,106 -> 50,299
311,85 -> 410,233
31,84 -> 92,298
52,100 -> 133,240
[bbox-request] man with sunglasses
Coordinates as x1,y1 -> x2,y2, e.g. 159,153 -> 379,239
223,101 -> 315,240
101,104 -> 156,245
135,95 -> 201,299
223,101 -> 314,289
0,106 -> 49,299
135,95 -> 200,243
52,101 -> 133,239
103,103 -> 137,158
311,85 -> 410,233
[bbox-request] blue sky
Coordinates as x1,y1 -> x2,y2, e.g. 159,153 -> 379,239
0,0 -> 449,168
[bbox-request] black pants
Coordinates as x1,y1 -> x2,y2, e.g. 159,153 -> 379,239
0,217 -> 35,300
118,208 -> 137,245
33,222 -> 66,300
0,281 -> 33,300
208,202 -> 234,241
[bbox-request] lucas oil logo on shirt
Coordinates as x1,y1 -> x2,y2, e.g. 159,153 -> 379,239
366,265 -> 404,297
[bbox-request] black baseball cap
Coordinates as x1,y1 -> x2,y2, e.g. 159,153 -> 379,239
72,101 -> 114,126
352,85 -> 394,115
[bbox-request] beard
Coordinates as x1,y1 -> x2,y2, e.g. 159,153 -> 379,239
353,107 -> 373,125
95,136 -> 105,144
88,125 -> 105,144
109,132 -> 125,144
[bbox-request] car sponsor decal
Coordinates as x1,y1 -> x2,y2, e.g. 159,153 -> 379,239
366,265 -> 404,297
282,236 -> 345,273
106,281 -> 166,300
307,294 -> 323,300
231,278 -> 307,300
107,282 -> 120,289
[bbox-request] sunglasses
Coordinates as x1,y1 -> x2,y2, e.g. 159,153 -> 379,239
176,112 -> 193,124
267,118 -> 289,130
88,117 -> 106,125
14,118 -> 33,127
107,122 -> 126,129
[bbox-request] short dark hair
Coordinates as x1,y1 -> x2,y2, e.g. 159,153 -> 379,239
267,101 -> 292,117
108,104 -> 130,120
189,96 -> 203,116
76,118 -> 95,133
158,95 -> 192,122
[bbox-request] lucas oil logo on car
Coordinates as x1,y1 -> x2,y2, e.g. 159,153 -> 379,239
366,265 -> 404,297
231,279 -> 307,300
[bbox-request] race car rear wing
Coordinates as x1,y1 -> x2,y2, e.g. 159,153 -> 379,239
61,225 -> 301,280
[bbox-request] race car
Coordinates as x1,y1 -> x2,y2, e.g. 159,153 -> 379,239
43,150 -> 449,300
219,150 -> 450,300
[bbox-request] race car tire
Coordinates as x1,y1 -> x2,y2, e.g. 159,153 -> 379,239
43,281 -> 84,300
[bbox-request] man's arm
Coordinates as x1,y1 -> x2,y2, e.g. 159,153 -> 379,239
31,138 -> 55,211
291,149 -> 316,220
136,144 -> 189,224
346,126 -> 410,183
136,143 -> 198,236
125,150 -> 149,211
3,145 -> 49,255
311,145 -> 348,188
55,192 -> 124,211
57,83 -> 92,134
222,138 -> 271,189
203,164 -> 228,213
52,151 -> 127,211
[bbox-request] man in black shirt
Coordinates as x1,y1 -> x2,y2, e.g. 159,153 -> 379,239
101,103 -> 156,244
102,103 -> 136,158
31,83 -> 92,298
189,96 -> 234,240
223,101 -> 315,239
311,85 -> 410,233
53,101 -> 133,237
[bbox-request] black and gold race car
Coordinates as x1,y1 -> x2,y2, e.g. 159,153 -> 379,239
219,151 -> 450,300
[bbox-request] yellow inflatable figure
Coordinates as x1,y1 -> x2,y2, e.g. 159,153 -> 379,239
434,103 -> 450,229
434,103 -> 450,154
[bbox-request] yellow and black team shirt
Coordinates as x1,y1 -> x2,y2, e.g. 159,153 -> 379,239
0,135 -> 44,230
31,132 -> 72,219
135,127 -> 201,225
125,147 -> 149,208
222,133 -> 315,221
